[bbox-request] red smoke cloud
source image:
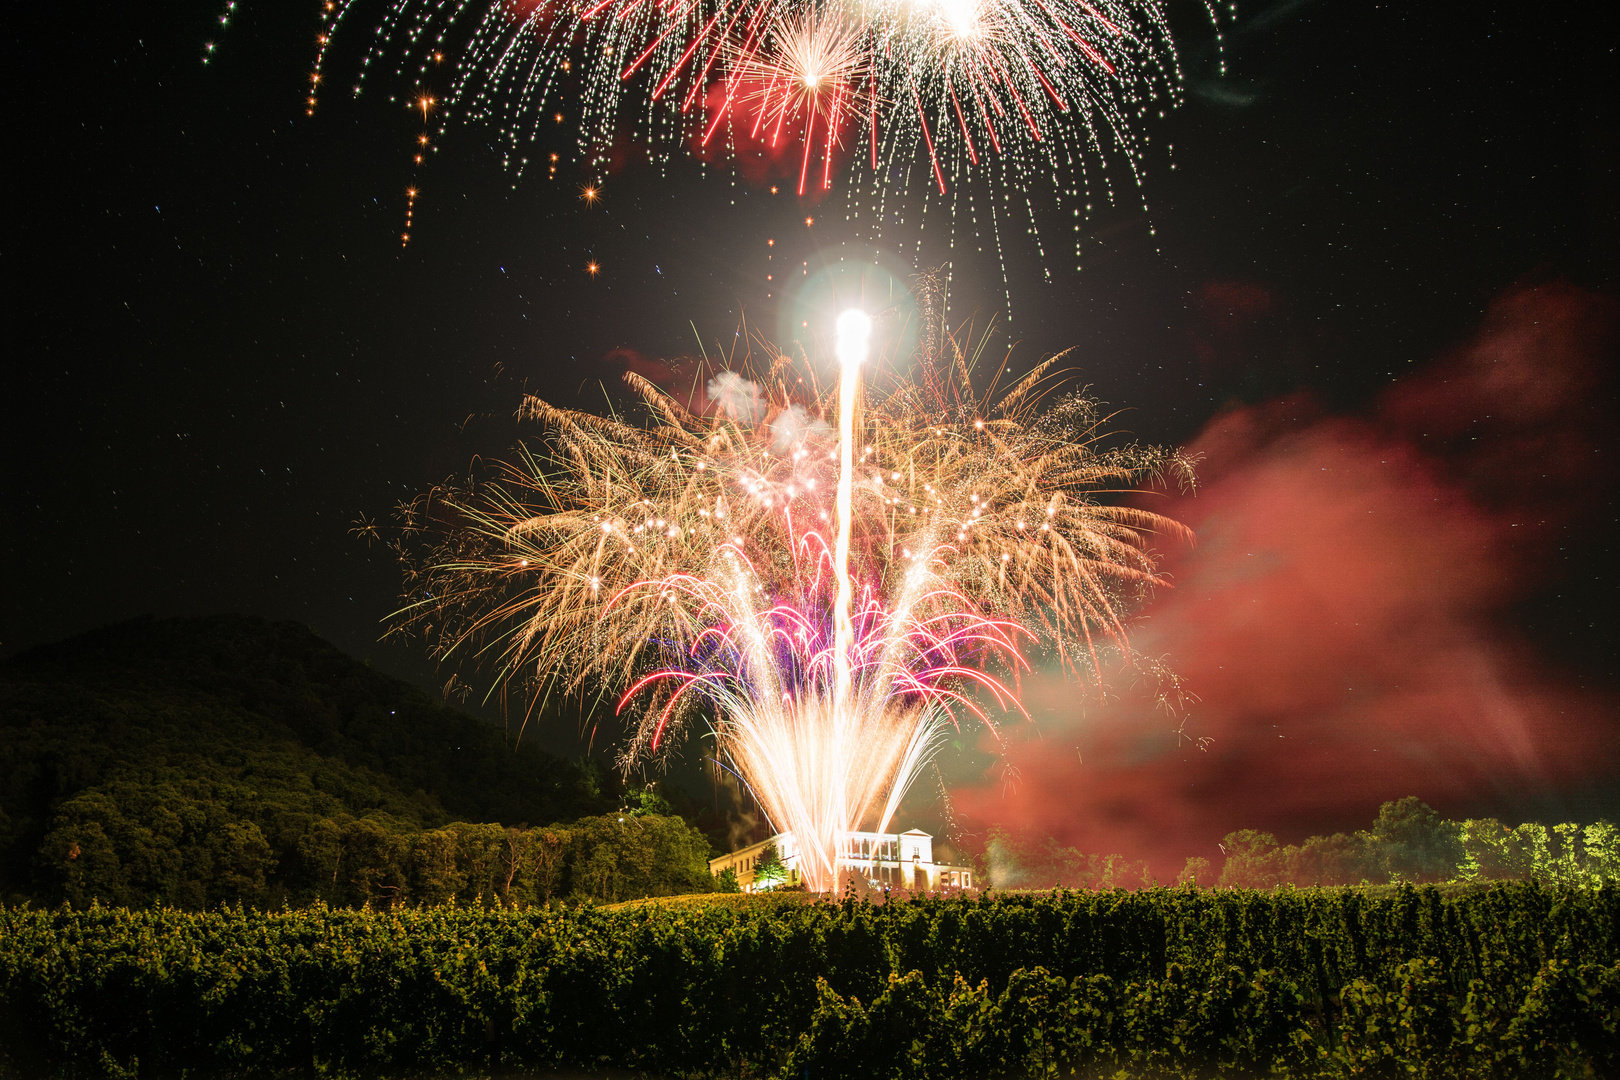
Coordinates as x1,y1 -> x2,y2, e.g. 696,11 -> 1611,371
600,346 -> 692,387
950,282 -> 1619,875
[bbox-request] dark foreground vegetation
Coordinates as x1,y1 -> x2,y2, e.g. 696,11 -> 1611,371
2,882 -> 1616,1079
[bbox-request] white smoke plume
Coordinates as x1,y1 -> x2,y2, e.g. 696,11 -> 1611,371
706,371 -> 765,423
769,403 -> 831,454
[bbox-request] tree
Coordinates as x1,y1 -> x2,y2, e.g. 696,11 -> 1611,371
1367,797 -> 1461,883
499,826 -> 527,902
1088,853 -> 1150,890
754,843 -> 787,889
623,784 -> 674,817
524,827 -> 571,904
1580,821 -> 1620,885
642,815 -> 719,894
1216,831 -> 1284,889
1457,818 -> 1525,881
447,822 -> 505,904
1176,857 -> 1212,887
204,821 -> 275,905
410,828 -> 463,905
38,818 -> 125,909
985,827 -> 1083,888
339,818 -> 408,907
1284,832 -> 1372,886
296,818 -> 347,904
567,813 -> 715,902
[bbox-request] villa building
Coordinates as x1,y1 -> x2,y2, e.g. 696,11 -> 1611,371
709,828 -> 975,893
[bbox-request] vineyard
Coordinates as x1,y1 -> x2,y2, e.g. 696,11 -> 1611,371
2,882 -> 1616,1078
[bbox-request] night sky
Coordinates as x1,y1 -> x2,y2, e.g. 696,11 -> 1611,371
10,0 -> 1617,855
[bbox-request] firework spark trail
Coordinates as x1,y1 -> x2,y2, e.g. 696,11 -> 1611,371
385,325 -> 1194,891
312,0 -> 1213,270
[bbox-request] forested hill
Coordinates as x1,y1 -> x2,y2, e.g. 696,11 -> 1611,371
0,615 -> 623,907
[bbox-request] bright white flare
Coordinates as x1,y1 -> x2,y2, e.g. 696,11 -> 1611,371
835,309 -> 872,367
935,0 -> 986,40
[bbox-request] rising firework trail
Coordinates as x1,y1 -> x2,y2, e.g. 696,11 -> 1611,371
833,307 -> 870,716
382,313 -> 1194,890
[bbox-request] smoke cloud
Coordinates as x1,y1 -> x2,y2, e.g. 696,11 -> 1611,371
769,403 -> 831,454
949,282 -> 1620,876
706,370 -> 766,423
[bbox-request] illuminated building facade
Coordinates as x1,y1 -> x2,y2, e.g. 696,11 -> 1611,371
709,828 -> 975,893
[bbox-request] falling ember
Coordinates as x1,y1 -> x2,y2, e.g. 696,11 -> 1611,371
384,315 -> 1194,892
402,186 -> 418,246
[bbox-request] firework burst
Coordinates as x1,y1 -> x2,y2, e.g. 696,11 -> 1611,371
721,7 -> 874,194
385,321 -> 1193,890
309,0 -> 1215,270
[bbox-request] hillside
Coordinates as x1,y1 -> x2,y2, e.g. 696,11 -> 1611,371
0,615 -> 624,907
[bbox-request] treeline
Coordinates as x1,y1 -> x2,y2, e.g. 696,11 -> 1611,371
2,883 -> 1614,1078
990,797 -> 1620,891
1199,797 -> 1620,889
48,802 -> 721,910
1,615 -> 731,909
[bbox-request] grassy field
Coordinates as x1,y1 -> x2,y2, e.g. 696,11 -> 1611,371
598,890 -> 816,913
